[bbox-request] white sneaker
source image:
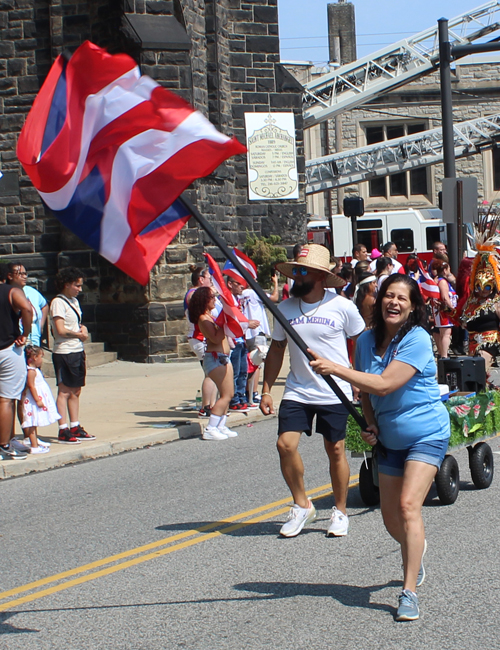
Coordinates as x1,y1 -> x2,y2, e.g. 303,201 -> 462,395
10,438 -> 31,453
327,507 -> 349,537
279,500 -> 317,537
218,423 -> 238,438
202,426 -> 228,441
30,445 -> 50,454
23,438 -> 51,448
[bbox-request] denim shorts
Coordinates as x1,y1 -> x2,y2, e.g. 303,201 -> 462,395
278,399 -> 349,443
203,352 -> 231,376
378,437 -> 449,477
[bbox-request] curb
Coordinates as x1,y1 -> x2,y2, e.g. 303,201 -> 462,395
0,410 -> 270,480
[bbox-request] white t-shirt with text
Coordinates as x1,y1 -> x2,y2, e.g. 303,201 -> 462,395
272,292 -> 365,405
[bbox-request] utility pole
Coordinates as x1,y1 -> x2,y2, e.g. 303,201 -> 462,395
438,18 -> 459,273
438,17 -> 500,272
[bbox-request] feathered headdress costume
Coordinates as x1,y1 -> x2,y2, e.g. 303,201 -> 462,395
463,214 -> 500,323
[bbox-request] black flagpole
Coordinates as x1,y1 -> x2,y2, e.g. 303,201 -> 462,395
180,194 -> 368,431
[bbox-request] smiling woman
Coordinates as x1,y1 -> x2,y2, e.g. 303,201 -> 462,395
308,274 -> 450,622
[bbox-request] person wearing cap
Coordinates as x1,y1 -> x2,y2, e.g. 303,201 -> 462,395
369,242 -> 403,274
260,244 -> 365,538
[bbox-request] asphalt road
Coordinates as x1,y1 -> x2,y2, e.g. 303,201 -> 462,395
1,417 -> 500,649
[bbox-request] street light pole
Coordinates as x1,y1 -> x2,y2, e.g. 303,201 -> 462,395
438,18 -> 459,273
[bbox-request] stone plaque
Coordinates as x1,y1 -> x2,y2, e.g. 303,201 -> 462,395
244,112 -> 299,201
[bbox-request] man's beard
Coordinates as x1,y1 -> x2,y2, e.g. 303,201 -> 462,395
290,280 -> 316,298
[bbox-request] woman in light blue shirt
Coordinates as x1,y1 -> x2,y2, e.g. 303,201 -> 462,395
309,274 -> 450,622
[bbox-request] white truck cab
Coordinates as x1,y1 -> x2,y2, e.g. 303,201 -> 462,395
307,208 -> 447,263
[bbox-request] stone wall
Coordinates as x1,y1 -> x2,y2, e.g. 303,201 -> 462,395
0,0 -> 307,362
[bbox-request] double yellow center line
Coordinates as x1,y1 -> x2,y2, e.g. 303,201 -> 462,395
0,475 -> 359,612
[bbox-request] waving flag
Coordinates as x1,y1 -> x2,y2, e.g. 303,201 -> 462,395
204,253 -> 248,338
417,260 -> 441,300
17,41 -> 246,285
222,248 -> 258,288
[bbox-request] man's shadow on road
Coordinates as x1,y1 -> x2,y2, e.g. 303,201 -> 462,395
155,492 -> 377,538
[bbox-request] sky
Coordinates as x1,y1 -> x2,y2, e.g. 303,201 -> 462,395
277,0 -> 498,64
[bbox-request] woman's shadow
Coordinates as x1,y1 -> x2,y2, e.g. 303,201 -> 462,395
233,579 -> 399,614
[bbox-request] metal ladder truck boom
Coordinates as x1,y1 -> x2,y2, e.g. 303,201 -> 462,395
303,1 -> 500,129
305,112 -> 500,193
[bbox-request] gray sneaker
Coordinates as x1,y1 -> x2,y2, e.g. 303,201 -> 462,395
416,539 -> 427,587
10,438 -> 31,453
396,589 -> 419,621
0,444 -> 28,460
279,500 -> 317,537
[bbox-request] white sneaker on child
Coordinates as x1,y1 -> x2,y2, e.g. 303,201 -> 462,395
30,446 -> 50,454
202,426 -> 228,441
24,438 -> 51,448
218,423 -> 238,438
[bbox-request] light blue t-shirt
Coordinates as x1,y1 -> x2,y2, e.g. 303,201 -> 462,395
355,326 -> 450,450
23,285 -> 47,346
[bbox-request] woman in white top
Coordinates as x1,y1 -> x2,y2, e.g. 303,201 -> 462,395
50,267 -> 94,445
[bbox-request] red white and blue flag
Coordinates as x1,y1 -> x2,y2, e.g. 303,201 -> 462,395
417,260 -> 441,300
204,252 -> 248,338
17,41 -> 246,285
222,248 -> 258,288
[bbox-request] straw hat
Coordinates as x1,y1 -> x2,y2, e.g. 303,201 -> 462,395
275,244 -> 346,289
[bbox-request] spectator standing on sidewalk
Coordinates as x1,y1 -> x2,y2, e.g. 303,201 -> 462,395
188,287 -> 238,441
241,271 -> 279,405
6,263 -> 48,346
226,276 -> 259,412
50,267 -> 94,444
21,345 -> 58,453
260,244 -> 365,538
184,265 -> 218,417
0,278 -> 32,460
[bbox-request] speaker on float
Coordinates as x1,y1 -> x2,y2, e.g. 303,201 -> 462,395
437,356 -> 486,393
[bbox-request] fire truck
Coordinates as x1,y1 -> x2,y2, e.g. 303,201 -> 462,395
306,208 -> 447,265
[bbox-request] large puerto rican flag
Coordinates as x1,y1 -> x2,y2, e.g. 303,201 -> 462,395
17,41 -> 246,285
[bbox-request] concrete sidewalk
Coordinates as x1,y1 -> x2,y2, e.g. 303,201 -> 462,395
1,358 -> 287,480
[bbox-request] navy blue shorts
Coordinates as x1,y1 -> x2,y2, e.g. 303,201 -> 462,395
52,351 -> 86,388
378,437 -> 449,477
278,399 -> 349,443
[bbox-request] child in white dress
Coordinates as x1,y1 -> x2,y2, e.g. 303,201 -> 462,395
21,346 -> 60,454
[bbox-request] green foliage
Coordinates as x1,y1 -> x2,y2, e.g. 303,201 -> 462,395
243,233 -> 287,289
345,390 -> 500,453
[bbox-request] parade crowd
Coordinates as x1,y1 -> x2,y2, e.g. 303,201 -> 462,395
2,223 -> 498,623
185,227 -> 500,622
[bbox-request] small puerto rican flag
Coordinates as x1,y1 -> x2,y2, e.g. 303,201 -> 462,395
222,248 -> 257,288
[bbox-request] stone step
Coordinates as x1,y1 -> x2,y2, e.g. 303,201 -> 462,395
41,346 -> 118,377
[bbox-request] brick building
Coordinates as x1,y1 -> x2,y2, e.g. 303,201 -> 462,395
0,0 -> 307,361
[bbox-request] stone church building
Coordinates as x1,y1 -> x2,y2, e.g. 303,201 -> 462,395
0,0 -> 306,361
